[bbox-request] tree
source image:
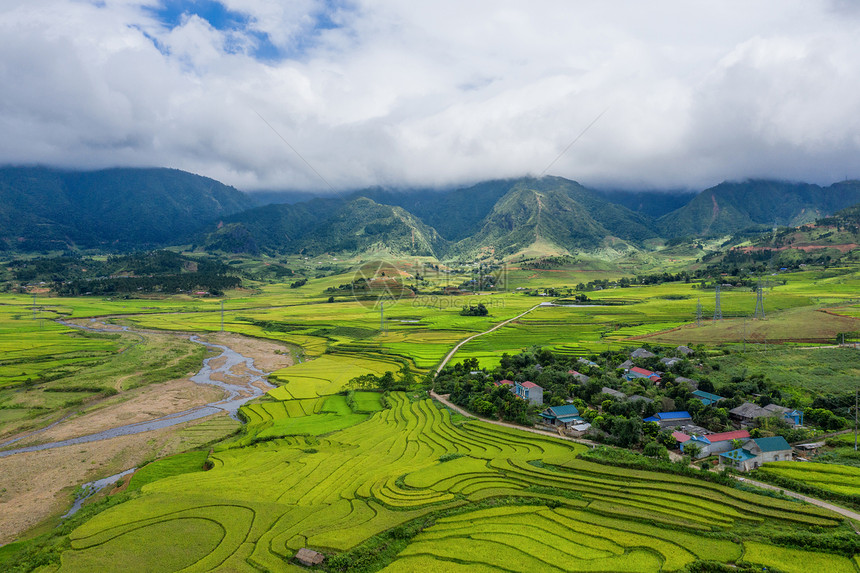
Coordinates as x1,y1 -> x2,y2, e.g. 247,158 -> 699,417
643,441 -> 670,461
684,442 -> 703,459
643,421 -> 661,440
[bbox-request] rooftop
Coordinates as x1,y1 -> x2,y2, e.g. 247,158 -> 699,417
543,404 -> 581,418
750,436 -> 792,453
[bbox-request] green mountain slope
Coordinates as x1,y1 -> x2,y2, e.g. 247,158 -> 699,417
658,179 -> 860,238
0,167 -> 253,251
203,197 -> 447,257
451,177 -> 656,257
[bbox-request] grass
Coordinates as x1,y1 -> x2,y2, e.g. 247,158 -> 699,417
127,451 -> 211,492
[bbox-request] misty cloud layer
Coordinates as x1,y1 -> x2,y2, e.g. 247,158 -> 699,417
1,0 -> 859,192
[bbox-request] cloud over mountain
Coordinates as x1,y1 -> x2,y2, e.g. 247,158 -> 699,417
1,1 -> 859,192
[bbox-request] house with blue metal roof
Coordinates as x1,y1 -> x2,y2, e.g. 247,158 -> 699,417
719,436 -> 792,471
643,411 -> 693,428
540,404 -> 583,428
692,389 -> 724,407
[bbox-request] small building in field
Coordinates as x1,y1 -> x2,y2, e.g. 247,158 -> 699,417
719,436 -> 792,471
540,404 -> 583,428
676,345 -> 694,356
643,411 -> 693,428
680,429 -> 750,458
295,548 -> 325,566
515,381 -> 543,405
692,389 -> 725,407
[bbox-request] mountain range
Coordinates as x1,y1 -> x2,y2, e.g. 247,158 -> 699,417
1,166 -> 859,259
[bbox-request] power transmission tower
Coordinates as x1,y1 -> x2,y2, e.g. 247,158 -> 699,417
380,301 -> 387,334
696,298 -> 703,327
753,279 -> 765,319
32,293 -> 37,320
713,283 -> 722,322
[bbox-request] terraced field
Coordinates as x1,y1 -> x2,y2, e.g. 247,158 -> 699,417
52,393 -> 853,572
757,461 -> 860,497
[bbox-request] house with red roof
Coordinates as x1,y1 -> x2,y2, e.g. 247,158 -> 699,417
494,379 -> 514,388
681,429 -> 751,458
626,367 -> 662,384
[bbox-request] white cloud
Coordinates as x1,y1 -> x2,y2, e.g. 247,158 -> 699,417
0,0 -> 858,192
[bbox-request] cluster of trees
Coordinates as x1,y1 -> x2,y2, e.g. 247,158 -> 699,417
55,273 -> 240,296
348,365 -> 416,392
459,303 -> 488,316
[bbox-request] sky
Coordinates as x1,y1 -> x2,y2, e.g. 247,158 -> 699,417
1,0 -> 860,193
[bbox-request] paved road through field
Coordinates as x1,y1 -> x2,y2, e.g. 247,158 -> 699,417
434,303 -> 543,376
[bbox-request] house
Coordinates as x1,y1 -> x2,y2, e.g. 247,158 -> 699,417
577,358 -> 599,368
601,387 -> 626,400
618,359 -> 635,370
627,394 -> 653,404
729,402 -> 770,425
643,411 -> 693,428
660,357 -> 681,368
680,429 -> 750,458
494,379 -> 515,388
568,370 -> 591,384
626,367 -> 662,384
540,404 -> 584,428
692,389 -> 724,407
730,402 -> 803,427
672,431 -> 692,446
763,404 -> 804,426
675,376 -> 698,390
514,381 -> 543,405
719,436 -> 792,471
631,348 -> 656,359
676,345 -> 694,356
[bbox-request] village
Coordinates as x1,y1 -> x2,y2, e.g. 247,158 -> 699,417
437,344 -> 845,473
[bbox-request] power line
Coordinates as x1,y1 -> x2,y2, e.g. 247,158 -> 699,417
540,108 -> 609,177
713,283 -> 722,322
254,110 -> 336,193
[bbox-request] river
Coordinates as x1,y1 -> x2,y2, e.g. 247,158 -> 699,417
0,333 -> 275,458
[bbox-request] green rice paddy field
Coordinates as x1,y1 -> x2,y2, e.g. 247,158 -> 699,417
37,391 -> 854,572
2,262 -> 860,572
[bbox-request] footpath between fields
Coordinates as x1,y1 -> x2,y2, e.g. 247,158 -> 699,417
733,476 -> 860,525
